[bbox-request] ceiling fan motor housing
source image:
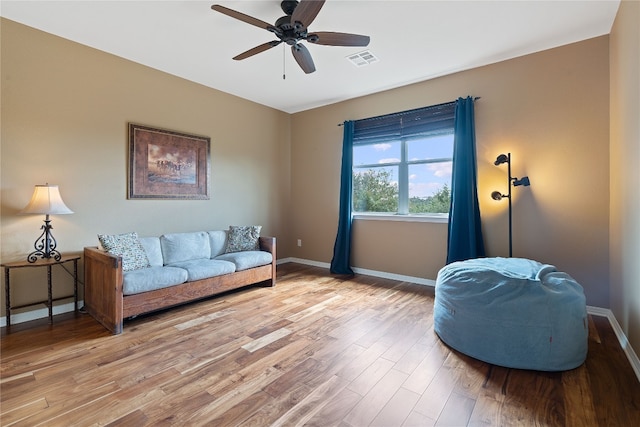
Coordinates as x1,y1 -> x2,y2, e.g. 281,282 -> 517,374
274,15 -> 309,45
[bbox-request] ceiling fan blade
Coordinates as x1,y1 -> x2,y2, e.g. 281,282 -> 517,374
291,44 -> 316,74
211,4 -> 273,31
291,0 -> 326,30
308,32 -> 370,47
233,41 -> 282,61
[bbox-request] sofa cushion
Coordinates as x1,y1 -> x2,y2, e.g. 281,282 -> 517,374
138,237 -> 163,267
123,266 -> 188,295
161,231 -> 211,265
168,259 -> 236,281
215,251 -> 273,271
98,232 -> 150,272
208,230 -> 228,258
225,225 -> 261,253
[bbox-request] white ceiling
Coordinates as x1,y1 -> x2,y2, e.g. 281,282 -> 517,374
1,0 -> 620,113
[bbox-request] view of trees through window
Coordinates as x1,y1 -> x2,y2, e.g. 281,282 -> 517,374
352,133 -> 454,215
353,169 -> 451,214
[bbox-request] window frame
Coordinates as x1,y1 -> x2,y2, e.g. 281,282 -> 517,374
349,101 -> 457,221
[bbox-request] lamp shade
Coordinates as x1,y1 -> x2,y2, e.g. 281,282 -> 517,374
20,184 -> 73,215
513,176 -> 531,187
494,154 -> 509,166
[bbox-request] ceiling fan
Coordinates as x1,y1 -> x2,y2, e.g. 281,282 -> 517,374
211,0 -> 370,74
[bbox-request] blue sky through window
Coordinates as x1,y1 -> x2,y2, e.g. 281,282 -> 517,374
353,133 -> 454,198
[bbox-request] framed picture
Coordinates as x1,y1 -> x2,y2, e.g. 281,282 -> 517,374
128,123 -> 210,199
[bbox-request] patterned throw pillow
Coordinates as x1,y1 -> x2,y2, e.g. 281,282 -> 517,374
225,225 -> 261,253
98,232 -> 151,272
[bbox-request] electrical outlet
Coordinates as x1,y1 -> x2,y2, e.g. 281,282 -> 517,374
297,239 -> 302,247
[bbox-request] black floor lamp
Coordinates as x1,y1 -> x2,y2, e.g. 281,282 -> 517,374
491,153 -> 530,257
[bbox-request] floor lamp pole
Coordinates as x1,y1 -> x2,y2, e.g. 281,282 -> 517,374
507,153 -> 513,257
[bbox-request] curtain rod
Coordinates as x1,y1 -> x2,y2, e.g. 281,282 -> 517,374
337,96 -> 481,126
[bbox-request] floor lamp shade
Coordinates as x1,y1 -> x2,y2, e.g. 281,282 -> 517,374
20,184 -> 73,262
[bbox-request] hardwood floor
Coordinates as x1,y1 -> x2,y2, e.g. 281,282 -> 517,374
2,262 -> 639,426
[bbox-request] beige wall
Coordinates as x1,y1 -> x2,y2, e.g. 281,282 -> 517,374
290,36 -> 611,307
0,19 -> 291,314
610,0 -> 640,357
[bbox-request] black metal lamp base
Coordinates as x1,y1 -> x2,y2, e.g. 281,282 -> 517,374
27,216 -> 62,263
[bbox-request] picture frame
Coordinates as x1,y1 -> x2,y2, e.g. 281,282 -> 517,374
128,123 -> 210,199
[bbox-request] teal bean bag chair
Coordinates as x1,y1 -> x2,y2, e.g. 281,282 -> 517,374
434,257 -> 588,371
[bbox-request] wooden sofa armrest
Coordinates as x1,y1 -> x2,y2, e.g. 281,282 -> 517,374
259,236 -> 275,254
84,246 -> 124,334
259,236 -> 276,287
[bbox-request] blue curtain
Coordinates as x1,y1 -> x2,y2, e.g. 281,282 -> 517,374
447,97 -> 486,264
330,121 -> 355,275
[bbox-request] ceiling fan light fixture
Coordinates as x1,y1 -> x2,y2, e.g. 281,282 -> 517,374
347,50 -> 379,67
281,0 -> 298,16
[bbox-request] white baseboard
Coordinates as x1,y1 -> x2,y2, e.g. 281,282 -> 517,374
0,300 -> 83,328
278,257 -> 328,268
4,260 -> 639,383
587,305 -> 640,382
279,257 -> 437,286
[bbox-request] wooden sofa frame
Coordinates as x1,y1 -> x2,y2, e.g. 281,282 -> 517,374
84,236 -> 276,334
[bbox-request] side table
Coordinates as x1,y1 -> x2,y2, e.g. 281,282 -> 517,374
2,255 -> 81,327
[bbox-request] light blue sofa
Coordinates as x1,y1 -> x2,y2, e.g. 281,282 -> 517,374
434,257 -> 588,371
84,230 -> 276,334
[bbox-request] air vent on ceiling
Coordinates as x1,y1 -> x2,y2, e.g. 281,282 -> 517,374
346,50 -> 379,67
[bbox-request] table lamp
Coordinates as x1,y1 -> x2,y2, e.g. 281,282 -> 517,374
20,184 -> 74,263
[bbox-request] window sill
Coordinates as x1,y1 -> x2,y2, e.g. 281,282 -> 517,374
352,213 -> 449,223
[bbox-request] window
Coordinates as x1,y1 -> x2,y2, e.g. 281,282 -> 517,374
352,102 -> 455,216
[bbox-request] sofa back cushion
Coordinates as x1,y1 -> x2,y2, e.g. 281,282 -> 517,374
208,230 -> 228,258
161,231 -> 211,265
138,237 -> 163,267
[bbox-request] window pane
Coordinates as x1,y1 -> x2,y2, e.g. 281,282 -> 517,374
407,133 -> 454,162
353,142 -> 401,167
408,161 -> 452,213
353,166 -> 398,213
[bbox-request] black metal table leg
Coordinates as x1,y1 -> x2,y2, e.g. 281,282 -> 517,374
5,267 -> 10,327
47,265 -> 53,324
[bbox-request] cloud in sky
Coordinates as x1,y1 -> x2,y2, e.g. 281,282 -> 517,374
409,181 -> 447,197
428,162 -> 452,178
373,143 -> 393,152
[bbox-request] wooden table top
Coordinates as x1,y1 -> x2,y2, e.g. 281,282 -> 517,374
1,254 -> 81,269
